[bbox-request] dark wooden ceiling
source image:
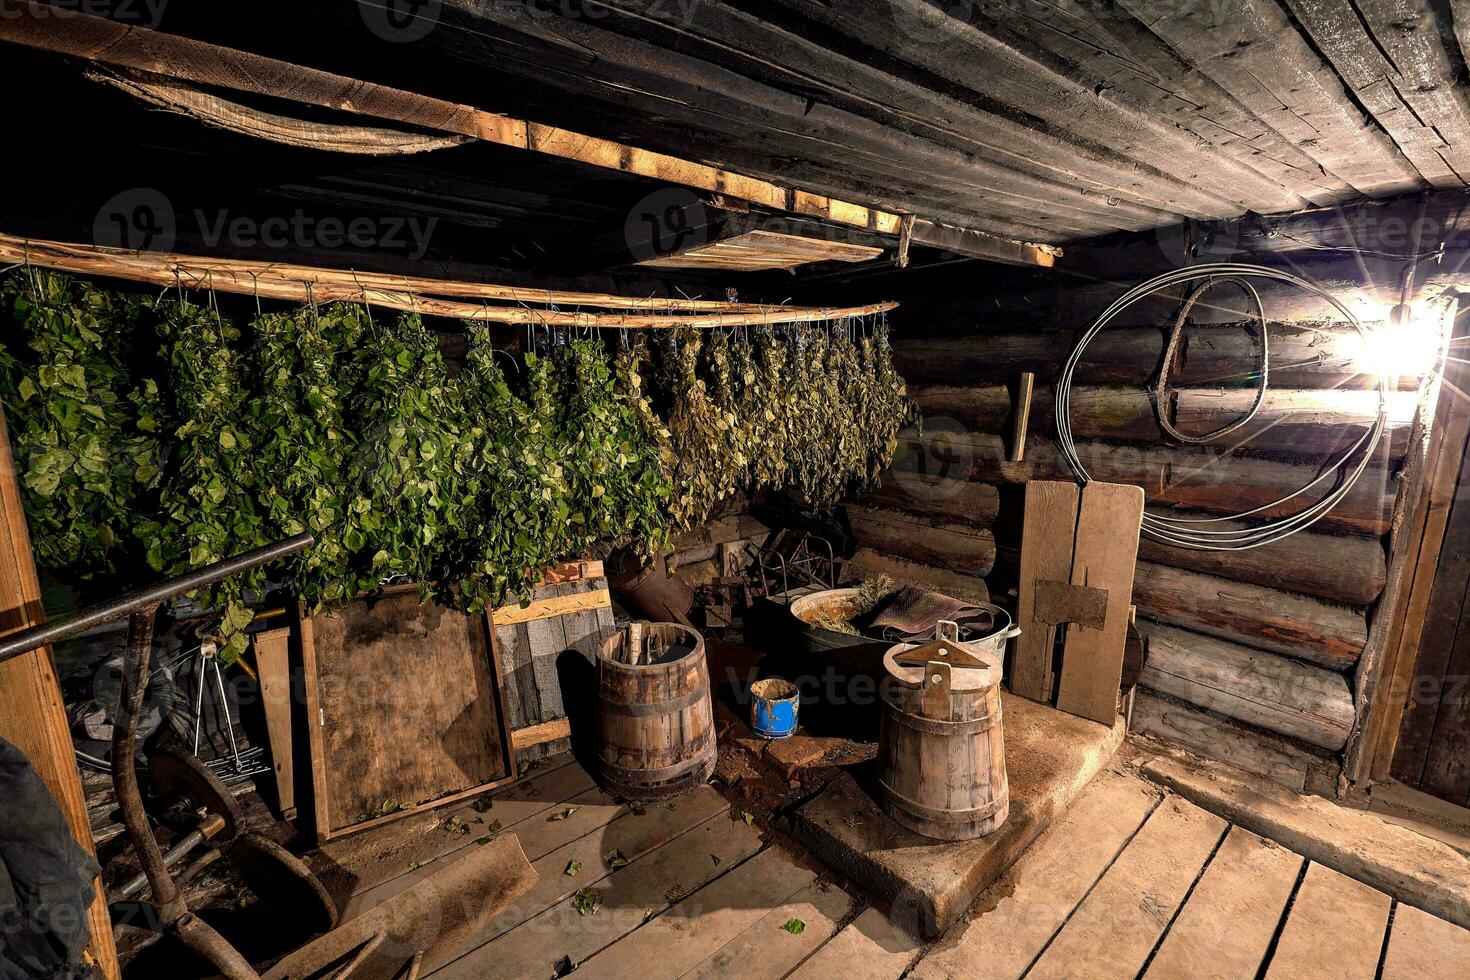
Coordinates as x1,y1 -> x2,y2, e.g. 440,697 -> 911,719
102,0 -> 1469,246
6,0 -> 1470,276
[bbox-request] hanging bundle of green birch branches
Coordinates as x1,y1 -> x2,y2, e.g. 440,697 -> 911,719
0,270 -> 911,658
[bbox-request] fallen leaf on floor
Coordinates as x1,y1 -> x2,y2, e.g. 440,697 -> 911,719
473,819 -> 504,845
629,802 -> 647,816
711,855 -> 721,866
665,884 -> 689,903
564,859 -> 582,876
604,850 -> 629,869
408,861 -> 422,871
549,806 -> 579,822
781,918 -> 806,935
471,797 -> 492,813
742,811 -> 755,825
572,888 -> 603,916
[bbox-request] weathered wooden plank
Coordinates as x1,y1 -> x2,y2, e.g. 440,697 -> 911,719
910,770 -> 1161,980
1129,692 -> 1315,794
1110,0 -> 1421,195
684,878 -> 859,980
511,717 -> 572,751
1282,0 -> 1470,187
788,906 -> 923,980
1380,903 -> 1470,979
434,812 -> 765,979
1143,753 -> 1470,931
314,756 -> 588,904
0,407 -> 119,979
575,844 -> 821,979
758,0 -> 1303,216
344,783 -> 624,921
939,0 -> 1352,205
252,627 -> 296,818
1264,863 -> 1391,980
1139,622 -> 1356,750
1131,562 -> 1367,670
494,620 -> 537,731
1057,481 -> 1144,724
1359,350 -> 1470,785
538,560 -> 606,584
1026,795 -> 1227,980
1144,825 -> 1303,979
846,504 -> 996,576
522,585 -> 572,720
492,587 -> 612,627
492,786 -> 732,941
1012,481 -> 1080,702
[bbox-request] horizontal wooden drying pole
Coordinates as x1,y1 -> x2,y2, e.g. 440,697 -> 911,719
0,234 -> 898,328
0,2 -> 1057,269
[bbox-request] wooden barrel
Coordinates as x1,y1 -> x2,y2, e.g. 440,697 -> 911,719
877,643 -> 1008,840
596,622 -> 716,800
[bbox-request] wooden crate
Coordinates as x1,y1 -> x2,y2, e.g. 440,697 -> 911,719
492,561 -> 616,761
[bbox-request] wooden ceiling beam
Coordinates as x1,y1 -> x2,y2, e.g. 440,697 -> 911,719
0,232 -> 899,327
0,2 -> 1056,268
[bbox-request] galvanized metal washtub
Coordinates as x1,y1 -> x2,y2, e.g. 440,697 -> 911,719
776,588 -> 1018,739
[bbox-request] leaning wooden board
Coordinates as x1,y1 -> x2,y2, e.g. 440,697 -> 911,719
298,585 -> 516,841
1011,480 -> 1080,700
1013,479 -> 1144,724
1056,481 -> 1145,724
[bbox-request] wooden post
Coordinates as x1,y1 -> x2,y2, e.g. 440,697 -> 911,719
0,407 -> 120,979
1009,371 -> 1035,463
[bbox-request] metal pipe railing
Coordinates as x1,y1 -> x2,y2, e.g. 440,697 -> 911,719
0,533 -> 313,664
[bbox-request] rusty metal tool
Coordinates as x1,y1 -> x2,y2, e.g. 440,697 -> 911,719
0,533 -> 315,980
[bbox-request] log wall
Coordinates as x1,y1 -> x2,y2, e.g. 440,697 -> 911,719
843,236 -> 1458,782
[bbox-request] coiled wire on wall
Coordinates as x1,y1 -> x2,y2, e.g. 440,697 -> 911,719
1054,263 -> 1389,551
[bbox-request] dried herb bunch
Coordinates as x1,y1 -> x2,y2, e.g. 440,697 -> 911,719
1,270 -> 909,656
654,321 -> 912,533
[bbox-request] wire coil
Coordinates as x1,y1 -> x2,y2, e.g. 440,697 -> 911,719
1054,263 -> 1389,551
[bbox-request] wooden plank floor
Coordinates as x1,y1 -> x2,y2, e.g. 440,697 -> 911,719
321,754 -> 1470,980
912,770 -> 1470,980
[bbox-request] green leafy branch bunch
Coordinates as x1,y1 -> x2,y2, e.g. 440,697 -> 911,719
0,270 -> 911,658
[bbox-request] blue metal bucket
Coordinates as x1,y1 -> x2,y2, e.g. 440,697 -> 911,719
750,677 -> 800,739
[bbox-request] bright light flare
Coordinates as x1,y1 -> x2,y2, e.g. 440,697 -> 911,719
1347,302 -> 1447,383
